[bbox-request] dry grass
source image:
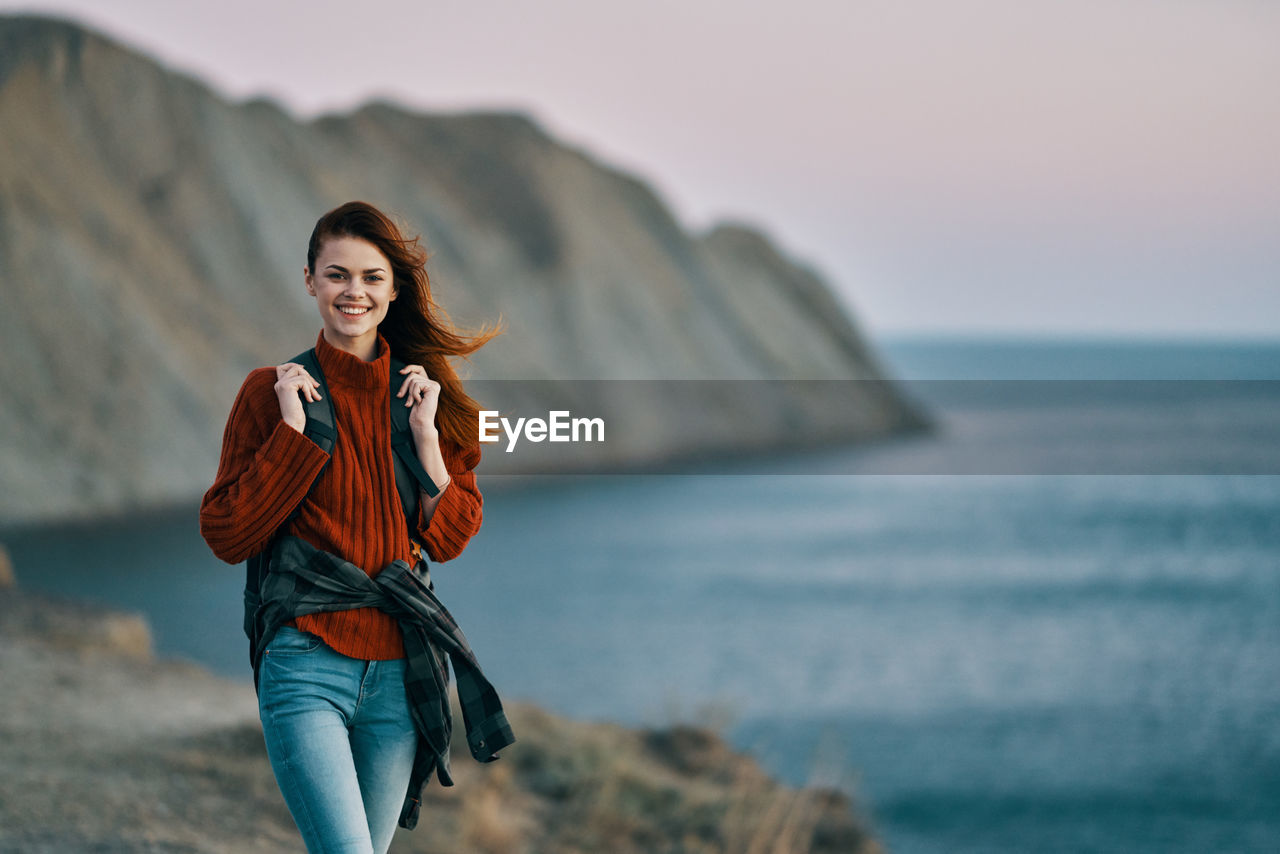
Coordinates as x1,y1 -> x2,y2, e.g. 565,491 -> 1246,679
418,701 -> 882,854
1,585 -> 883,854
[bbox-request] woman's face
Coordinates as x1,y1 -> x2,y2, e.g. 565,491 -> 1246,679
304,235 -> 397,356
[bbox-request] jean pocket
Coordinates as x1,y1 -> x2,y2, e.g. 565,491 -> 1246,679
264,626 -> 325,656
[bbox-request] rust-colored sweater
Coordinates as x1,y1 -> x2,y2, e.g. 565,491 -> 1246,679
199,331 -> 484,660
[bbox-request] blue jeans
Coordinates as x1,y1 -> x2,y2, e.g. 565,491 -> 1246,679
257,626 -> 418,854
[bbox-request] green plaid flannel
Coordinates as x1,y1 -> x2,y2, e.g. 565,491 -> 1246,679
249,534 -> 515,829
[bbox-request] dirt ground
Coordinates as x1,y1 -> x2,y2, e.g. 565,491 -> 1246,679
0,581 -> 880,854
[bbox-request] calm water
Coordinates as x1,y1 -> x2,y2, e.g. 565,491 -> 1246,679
5,336 -> 1280,854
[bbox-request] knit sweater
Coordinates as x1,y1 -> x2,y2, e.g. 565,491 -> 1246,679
199,331 -> 484,660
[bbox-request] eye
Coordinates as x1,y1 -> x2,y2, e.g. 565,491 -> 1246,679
367,275 -> 383,282
327,273 -> 345,280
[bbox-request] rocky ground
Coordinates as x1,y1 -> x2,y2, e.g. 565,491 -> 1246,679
0,546 -> 882,854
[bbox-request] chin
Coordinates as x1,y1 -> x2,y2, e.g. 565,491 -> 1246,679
332,315 -> 377,333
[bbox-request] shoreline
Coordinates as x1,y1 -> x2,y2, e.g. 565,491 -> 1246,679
0,546 -> 882,854
0,422 -> 933,534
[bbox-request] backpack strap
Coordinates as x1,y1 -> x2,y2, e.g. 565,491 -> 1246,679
389,355 -> 442,508
294,349 -> 438,523
292,348 -> 337,460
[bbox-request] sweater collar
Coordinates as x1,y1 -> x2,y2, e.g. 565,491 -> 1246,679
315,330 -> 390,390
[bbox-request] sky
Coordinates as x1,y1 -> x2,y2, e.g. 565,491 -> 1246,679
3,0 -> 1278,340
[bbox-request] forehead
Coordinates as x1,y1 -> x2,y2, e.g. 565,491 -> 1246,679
316,235 -> 390,269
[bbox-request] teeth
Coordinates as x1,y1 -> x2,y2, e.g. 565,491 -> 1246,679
338,306 -> 369,315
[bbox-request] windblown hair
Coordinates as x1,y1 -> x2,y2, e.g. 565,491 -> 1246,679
306,200 -> 503,449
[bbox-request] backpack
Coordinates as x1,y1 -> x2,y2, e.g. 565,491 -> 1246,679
241,347 -> 442,663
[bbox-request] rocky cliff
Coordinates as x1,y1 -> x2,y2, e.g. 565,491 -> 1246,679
0,13 -> 926,524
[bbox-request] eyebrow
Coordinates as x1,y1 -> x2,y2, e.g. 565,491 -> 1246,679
324,264 -> 387,274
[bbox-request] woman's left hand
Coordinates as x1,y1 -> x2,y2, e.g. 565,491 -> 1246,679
397,364 -> 441,437
397,364 -> 453,515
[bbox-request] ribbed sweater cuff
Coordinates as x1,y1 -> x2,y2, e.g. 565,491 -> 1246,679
422,480 -> 476,559
267,419 -> 329,466
259,421 -> 330,505
200,420 -> 331,563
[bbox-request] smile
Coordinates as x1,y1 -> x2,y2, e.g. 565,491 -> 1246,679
337,306 -> 370,316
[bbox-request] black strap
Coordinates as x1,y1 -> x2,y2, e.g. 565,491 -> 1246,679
389,356 -> 441,501
292,349 -> 337,457
295,348 -> 437,516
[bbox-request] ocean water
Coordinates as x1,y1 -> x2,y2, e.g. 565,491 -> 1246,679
5,336 -> 1280,854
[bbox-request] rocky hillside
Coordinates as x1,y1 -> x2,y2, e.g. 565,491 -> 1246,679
0,13 -> 926,524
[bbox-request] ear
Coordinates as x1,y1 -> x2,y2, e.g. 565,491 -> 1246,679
390,281 -> 399,302
304,266 -> 316,296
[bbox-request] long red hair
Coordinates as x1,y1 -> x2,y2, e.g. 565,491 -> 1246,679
306,201 -> 503,448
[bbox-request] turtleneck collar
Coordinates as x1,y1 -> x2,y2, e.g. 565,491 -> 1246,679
314,330 -> 390,390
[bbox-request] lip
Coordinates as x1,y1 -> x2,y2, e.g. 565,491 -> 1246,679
336,305 -> 372,316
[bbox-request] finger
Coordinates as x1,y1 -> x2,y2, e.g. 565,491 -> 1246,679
397,377 -> 411,398
288,376 -> 317,402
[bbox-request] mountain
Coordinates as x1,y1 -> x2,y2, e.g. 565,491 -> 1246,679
0,13 -> 927,524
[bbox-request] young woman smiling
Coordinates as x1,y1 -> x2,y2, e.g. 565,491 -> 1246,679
200,201 -> 506,853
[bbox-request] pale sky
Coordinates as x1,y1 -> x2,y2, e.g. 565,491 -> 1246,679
4,0 -> 1278,339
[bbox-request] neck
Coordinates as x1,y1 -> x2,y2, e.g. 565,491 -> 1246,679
322,328 -> 380,362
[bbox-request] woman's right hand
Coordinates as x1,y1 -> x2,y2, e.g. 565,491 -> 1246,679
274,362 -> 322,433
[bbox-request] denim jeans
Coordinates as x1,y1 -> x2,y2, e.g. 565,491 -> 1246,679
257,626 -> 418,854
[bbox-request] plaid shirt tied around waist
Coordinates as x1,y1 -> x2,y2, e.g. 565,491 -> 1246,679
248,534 -> 515,829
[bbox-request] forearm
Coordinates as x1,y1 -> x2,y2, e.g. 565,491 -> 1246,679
414,429 -> 452,526
412,440 -> 482,561
414,429 -> 451,491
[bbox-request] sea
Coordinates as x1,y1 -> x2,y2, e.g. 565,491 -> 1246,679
4,335 -> 1279,854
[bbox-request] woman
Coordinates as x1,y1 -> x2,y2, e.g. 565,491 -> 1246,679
199,200 -> 505,853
